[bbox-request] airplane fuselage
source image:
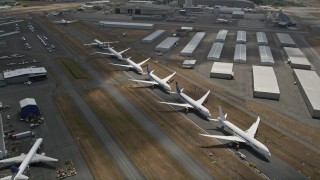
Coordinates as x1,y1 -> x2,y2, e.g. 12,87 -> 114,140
16,138 -> 43,178
179,92 -> 211,118
109,48 -> 123,60
94,39 -> 104,47
221,120 -> 271,157
149,73 -> 171,91
126,58 -> 143,74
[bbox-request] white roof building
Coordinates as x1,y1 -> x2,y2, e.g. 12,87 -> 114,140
207,42 -> 224,61
3,67 -> 47,79
284,47 -> 311,70
253,66 -> 280,100
236,30 -> 246,44
210,62 -> 234,79
19,98 -> 37,108
155,37 -> 179,52
256,32 -> 268,45
99,21 -> 154,29
215,29 -> 228,42
293,69 -> 320,118
276,33 -> 296,47
142,30 -> 166,43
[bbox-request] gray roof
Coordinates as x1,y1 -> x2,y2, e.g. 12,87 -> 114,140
256,32 -> 268,45
118,3 -> 172,11
234,44 -> 246,62
207,42 -> 224,60
236,30 -> 246,44
99,21 -> 154,29
215,29 -> 228,42
276,33 -> 296,46
180,32 -> 205,56
259,46 -> 274,65
142,30 -> 165,43
3,67 -> 47,79
155,37 -> 179,50
293,69 -> 320,116
253,66 -> 280,94
284,47 -> 311,68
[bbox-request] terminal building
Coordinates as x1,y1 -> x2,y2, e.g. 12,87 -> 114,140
0,67 -> 47,86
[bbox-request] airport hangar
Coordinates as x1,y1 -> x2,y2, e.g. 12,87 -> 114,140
114,4 -> 173,15
0,67 -> 47,86
177,0 -> 254,8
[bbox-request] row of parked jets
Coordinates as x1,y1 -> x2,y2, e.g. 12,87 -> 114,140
84,39 -> 271,158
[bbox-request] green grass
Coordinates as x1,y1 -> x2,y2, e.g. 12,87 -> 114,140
58,58 -> 90,80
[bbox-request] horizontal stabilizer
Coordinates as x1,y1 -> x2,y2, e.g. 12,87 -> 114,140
199,134 -> 246,143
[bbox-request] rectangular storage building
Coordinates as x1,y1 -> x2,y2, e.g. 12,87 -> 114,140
207,42 -> 224,61
180,32 -> 206,56
142,30 -> 166,43
182,60 -> 196,69
155,37 -> 180,52
236,30 -> 246,44
293,69 -> 320,118
99,21 -> 154,29
215,29 -> 228,42
284,47 -> 311,70
259,46 -> 274,66
210,62 -> 234,79
234,44 -> 246,63
253,66 -> 280,100
276,33 -> 296,47
256,32 -> 268,45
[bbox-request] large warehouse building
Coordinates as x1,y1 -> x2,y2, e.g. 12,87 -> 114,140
114,4 -> 173,15
207,42 -> 224,61
234,44 -> 246,63
19,98 -> 40,120
180,32 -> 206,56
276,33 -> 296,47
155,37 -> 180,52
252,66 -> 280,100
215,29 -> 228,42
284,47 -> 311,70
293,69 -> 320,118
178,0 -> 254,8
259,46 -> 274,66
3,67 -> 47,85
142,30 -> 166,43
210,62 -> 234,79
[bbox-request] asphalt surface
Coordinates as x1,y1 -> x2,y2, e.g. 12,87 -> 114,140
55,21 -> 214,179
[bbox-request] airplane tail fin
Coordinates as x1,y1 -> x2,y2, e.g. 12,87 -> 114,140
218,106 -> 227,121
146,64 -> 151,75
175,81 -> 183,94
10,166 -> 19,174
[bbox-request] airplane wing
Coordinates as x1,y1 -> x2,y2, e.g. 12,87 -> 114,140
91,52 -> 114,56
245,116 -> 260,138
30,153 -> 58,163
138,58 -> 150,66
0,154 -> 26,164
84,43 -> 98,46
109,63 -> 133,68
158,101 -> 193,108
130,79 -> 158,85
162,71 -> 176,83
199,134 -> 246,143
119,48 -> 130,54
196,90 -> 210,105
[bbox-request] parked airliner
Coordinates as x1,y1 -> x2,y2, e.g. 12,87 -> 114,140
130,65 -> 176,92
0,138 -> 58,180
91,43 -> 130,60
200,106 -> 271,158
158,82 -> 212,119
110,57 -> 150,74
53,19 -> 78,24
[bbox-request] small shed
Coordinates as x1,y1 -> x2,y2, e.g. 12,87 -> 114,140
19,98 -> 40,120
210,62 -> 234,79
232,11 -> 245,18
182,60 -> 196,69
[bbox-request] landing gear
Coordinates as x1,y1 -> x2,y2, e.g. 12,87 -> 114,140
151,85 -> 154,89
185,108 -> 189,114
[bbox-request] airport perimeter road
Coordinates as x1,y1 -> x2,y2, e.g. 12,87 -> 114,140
33,16 -> 145,179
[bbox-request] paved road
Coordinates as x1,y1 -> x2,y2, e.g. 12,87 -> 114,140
33,15 -> 145,179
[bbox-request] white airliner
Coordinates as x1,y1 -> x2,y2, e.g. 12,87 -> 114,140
130,65 -> 176,92
200,106 -> 271,158
109,57 -> 150,74
158,82 -> 212,119
91,43 -> 130,60
84,39 -> 117,49
0,138 -> 58,180
53,19 -> 78,24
